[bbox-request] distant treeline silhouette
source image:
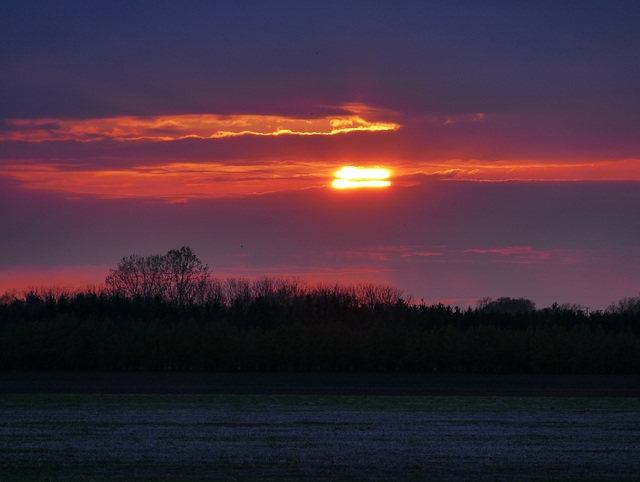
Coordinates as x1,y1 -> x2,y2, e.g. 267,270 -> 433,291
1,247 -> 639,373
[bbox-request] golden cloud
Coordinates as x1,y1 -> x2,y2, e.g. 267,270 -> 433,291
0,104 -> 401,142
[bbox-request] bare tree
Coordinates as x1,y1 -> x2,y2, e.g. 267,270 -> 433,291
105,253 -> 167,300
166,246 -> 209,308
476,296 -> 493,309
607,294 -> 640,315
105,246 -> 208,306
106,254 -> 142,299
355,283 -> 404,309
224,277 -> 251,306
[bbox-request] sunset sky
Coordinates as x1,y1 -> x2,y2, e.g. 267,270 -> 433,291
2,1 -> 640,309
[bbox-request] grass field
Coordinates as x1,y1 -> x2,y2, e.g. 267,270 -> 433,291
1,393 -> 639,480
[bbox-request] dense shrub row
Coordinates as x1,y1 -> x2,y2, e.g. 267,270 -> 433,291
1,280 -> 639,373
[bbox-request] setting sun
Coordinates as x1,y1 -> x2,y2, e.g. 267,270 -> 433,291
332,166 -> 391,189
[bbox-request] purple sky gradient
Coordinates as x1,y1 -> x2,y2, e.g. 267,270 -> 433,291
2,1 -> 640,309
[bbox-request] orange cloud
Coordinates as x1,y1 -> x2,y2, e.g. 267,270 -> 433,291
390,158 -> 640,182
324,244 -> 620,269
327,245 -> 444,262
463,246 -> 553,262
0,104 -> 400,142
443,113 -> 485,125
459,246 -> 618,266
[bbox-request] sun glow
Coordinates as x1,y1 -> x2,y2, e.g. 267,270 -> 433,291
332,166 -> 391,189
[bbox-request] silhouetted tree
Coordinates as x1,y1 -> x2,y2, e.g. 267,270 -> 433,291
607,295 -> 640,315
105,253 -> 166,300
166,246 -> 209,308
105,246 -> 208,307
476,296 -> 493,309
482,297 -> 535,314
355,283 -> 404,309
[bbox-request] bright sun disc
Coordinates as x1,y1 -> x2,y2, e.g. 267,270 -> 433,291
333,166 -> 391,188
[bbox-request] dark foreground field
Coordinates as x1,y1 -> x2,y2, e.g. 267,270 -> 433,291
1,373 -> 639,480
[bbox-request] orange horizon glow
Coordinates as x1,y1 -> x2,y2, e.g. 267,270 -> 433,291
2,161 -> 335,201
0,265 -> 109,295
2,99 -> 640,201
332,166 -> 391,189
0,264 -> 395,297
3,158 -> 640,201
333,179 -> 392,188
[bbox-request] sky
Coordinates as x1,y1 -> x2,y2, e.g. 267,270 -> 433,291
2,1 -> 640,310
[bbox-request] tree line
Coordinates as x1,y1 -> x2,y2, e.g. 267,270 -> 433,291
1,247 -> 639,373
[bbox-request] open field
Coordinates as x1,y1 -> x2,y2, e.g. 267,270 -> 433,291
1,391 -> 639,480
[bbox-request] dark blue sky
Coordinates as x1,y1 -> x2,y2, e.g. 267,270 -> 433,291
3,1 -> 639,120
